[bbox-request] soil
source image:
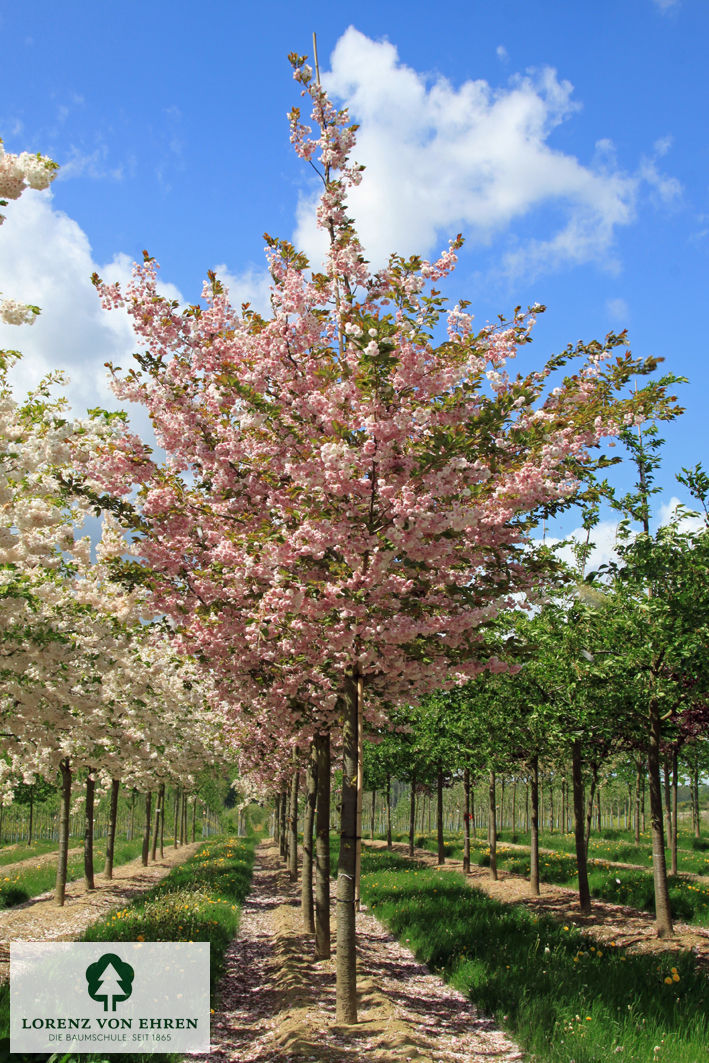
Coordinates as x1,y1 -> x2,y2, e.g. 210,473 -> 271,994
0,841 -> 200,982
0,845 -> 84,877
194,842 -> 525,1063
373,841 -> 709,972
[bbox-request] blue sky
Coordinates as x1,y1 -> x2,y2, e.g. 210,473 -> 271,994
0,0 -> 707,560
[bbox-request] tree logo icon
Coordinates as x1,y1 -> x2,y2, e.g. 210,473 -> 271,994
85,953 -> 135,1012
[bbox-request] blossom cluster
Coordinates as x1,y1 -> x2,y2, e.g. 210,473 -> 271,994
88,56 -> 674,794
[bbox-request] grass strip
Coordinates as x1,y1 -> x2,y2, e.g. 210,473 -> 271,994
407,833 -> 709,926
360,847 -> 709,1063
0,839 -> 148,909
0,834 -> 256,1063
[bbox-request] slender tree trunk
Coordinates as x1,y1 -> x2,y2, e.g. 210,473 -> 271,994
336,675 -> 358,1024
561,776 -> 567,835
274,793 -> 281,845
386,774 -> 392,849
530,755 -> 540,896
548,775 -> 554,834
648,699 -> 673,936
512,778 -> 517,837
693,768 -> 701,838
280,788 -> 288,860
671,748 -> 678,876
129,790 -> 135,841
571,741 -> 591,915
28,789 -> 34,846
354,678 -> 364,910
663,753 -> 673,854
584,763 -> 598,860
173,788 -> 180,848
302,740 -> 317,933
437,763 -> 445,865
104,778 -> 120,879
151,783 -> 164,861
55,758 -> 72,906
370,789 -> 376,842
192,798 -> 197,842
488,769 -> 498,881
289,751 -> 299,882
408,775 -> 416,857
84,772 -> 95,890
463,768 -> 471,873
142,792 -> 152,867
314,730 -> 331,960
181,795 -> 187,845
635,759 -> 643,845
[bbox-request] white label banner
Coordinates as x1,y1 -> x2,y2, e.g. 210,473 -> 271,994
10,941 -> 210,1054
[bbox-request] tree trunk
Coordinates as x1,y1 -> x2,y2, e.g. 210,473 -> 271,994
584,762 -> 598,860
385,774 -> 392,849
142,792 -> 152,867
315,730 -> 331,960
84,772 -> 95,890
28,789 -> 34,846
289,752 -> 299,882
634,758 -> 643,845
104,778 -> 120,879
370,789 -> 376,842
336,675 -> 358,1024
152,783 -> 164,861
408,775 -> 416,857
648,699 -> 673,937
280,788 -> 288,861
55,759 -> 72,906
173,788 -> 180,848
530,755 -> 540,896
571,740 -> 591,915
488,769 -> 497,881
160,790 -> 165,856
302,740 -> 317,933
192,798 -> 197,842
693,768 -> 701,838
463,768 -> 471,873
671,748 -> 678,877
663,753 -> 673,854
436,763 -> 445,865
354,678 -> 364,910
129,790 -> 135,841
274,793 -> 280,845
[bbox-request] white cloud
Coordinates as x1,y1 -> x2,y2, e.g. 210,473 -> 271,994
657,496 -> 705,533
0,189 -> 179,441
606,297 -> 629,323
496,44 -> 509,63
542,520 -> 623,575
293,27 -> 679,278
653,0 -> 680,12
212,264 -> 272,317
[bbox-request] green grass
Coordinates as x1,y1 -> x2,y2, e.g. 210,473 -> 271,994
0,838 -> 150,909
360,847 -> 709,1063
0,834 -> 257,1063
407,832 -> 709,926
0,840 -> 60,866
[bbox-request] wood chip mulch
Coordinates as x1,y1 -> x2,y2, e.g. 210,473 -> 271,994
0,842 -> 201,982
194,841 -> 524,1063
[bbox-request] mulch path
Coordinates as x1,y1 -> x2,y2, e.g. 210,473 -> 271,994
373,841 -> 709,971
194,841 -> 524,1063
0,841 -> 200,982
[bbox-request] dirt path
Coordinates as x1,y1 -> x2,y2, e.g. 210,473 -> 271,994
0,845 -> 84,878
495,838 -> 709,882
0,842 -> 201,982
373,841 -> 709,970
194,841 -> 524,1063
